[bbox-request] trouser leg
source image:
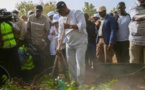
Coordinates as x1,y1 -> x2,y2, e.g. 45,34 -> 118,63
121,41 -> 129,63
85,45 -> 90,70
96,38 -> 105,63
104,44 -> 114,63
76,44 -> 87,85
11,46 -> 21,77
129,42 -> 142,63
66,45 -> 77,82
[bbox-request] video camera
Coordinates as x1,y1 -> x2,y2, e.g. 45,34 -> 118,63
0,8 -> 18,23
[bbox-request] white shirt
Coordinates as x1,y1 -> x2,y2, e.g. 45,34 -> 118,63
48,26 -> 66,55
58,10 -> 88,47
116,15 -> 131,41
98,19 -> 104,36
48,26 -> 58,55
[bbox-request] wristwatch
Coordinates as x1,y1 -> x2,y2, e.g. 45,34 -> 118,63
69,25 -> 72,29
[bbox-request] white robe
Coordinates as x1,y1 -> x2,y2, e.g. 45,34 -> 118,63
48,26 -> 58,55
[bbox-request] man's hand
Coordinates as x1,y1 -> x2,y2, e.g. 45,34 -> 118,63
63,23 -> 70,29
95,20 -> 101,27
107,44 -> 113,50
38,39 -> 47,50
56,47 -> 61,55
51,30 -> 55,35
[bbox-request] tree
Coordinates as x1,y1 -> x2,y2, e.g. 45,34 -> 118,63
39,1 -> 56,15
110,7 -> 117,14
15,0 -> 56,16
15,1 -> 35,16
82,2 -> 96,17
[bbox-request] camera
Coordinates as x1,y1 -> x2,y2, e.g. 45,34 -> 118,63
0,9 -> 18,23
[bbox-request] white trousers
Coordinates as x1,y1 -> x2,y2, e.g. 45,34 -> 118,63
66,43 -> 87,85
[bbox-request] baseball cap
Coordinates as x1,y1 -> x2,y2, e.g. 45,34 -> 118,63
47,11 -> 55,17
97,6 -> 106,13
93,13 -> 99,18
52,14 -> 60,23
56,1 -> 66,12
35,5 -> 43,11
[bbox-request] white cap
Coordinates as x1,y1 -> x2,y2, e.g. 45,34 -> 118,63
93,13 -> 99,18
47,11 -> 55,17
28,10 -> 34,15
52,14 -> 60,23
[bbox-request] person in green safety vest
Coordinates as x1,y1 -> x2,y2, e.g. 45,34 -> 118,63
0,10 -> 21,78
18,45 -> 35,70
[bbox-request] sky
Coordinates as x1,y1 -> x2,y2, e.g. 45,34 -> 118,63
0,0 -> 137,13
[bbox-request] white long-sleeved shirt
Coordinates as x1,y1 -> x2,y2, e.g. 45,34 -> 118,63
58,10 -> 88,47
48,26 -> 58,55
48,26 -> 66,55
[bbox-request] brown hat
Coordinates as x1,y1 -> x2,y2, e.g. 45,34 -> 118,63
97,6 -> 106,13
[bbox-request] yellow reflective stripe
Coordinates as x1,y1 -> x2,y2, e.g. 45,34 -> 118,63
1,23 -> 12,33
1,22 -> 17,48
3,39 -> 16,48
21,65 -> 34,70
19,47 -> 23,50
3,33 -> 15,40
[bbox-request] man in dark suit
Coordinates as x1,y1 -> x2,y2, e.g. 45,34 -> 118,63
96,6 -> 117,63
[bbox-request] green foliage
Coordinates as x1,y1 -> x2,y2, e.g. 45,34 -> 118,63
110,7 -> 117,13
15,1 -> 35,16
0,75 -> 117,90
15,0 -> 56,17
39,75 -> 57,89
82,2 -> 96,17
95,79 -> 118,90
39,1 -> 56,15
0,75 -> 30,90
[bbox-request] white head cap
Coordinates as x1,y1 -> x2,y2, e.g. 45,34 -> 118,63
52,14 -> 60,23
47,11 -> 55,17
93,13 -> 99,18
27,10 -> 34,16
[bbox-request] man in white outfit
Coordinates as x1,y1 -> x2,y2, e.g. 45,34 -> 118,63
56,1 -> 88,85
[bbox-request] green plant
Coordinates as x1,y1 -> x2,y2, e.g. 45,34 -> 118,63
0,74 -> 118,90
0,75 -> 30,90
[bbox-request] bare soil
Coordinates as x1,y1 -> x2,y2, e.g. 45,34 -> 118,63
84,55 -> 145,90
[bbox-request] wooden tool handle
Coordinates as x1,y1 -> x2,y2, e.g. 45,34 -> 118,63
57,17 -> 68,50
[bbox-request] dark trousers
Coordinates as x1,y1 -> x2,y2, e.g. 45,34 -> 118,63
85,43 -> 97,70
33,46 -> 50,74
0,46 -> 21,77
114,41 -> 129,63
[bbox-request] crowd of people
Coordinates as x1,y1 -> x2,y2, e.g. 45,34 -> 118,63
0,0 -> 145,86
